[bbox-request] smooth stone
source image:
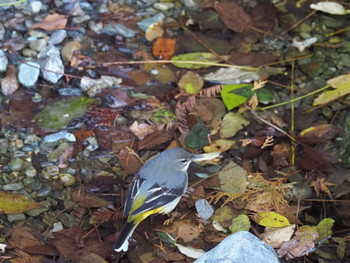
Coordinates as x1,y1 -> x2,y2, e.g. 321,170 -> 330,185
58,87 -> 82,96
0,50 -> 8,72
194,231 -> 279,263
29,181 -> 42,191
59,173 -> 76,187
25,204 -> 49,216
8,158 -> 24,172
31,1 -> 42,13
48,30 -> 67,45
18,62 -> 40,88
36,184 -> 52,197
58,213 -> 76,227
37,44 -> 64,84
137,13 -> 165,32
102,23 -> 137,38
153,2 -> 174,11
29,39 -> 47,52
45,165 -> 59,176
3,183 -> 24,191
42,131 -> 76,147
72,15 -> 91,24
7,214 -> 26,222
24,134 -> 41,144
24,166 -> 37,177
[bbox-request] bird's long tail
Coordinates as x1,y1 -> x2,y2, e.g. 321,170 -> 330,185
113,221 -> 138,252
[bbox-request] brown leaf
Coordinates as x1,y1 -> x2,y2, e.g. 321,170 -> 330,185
138,128 -> 174,150
1,64 -> 19,96
271,142 -> 292,169
297,145 -> 340,171
214,0 -> 252,33
297,124 -> 341,145
72,190 -> 112,208
117,148 -> 143,174
177,223 -> 202,242
30,13 -> 68,32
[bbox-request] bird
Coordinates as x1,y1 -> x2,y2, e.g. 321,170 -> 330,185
113,147 -> 219,252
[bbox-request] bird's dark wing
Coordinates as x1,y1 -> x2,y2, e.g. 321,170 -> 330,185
131,184 -> 184,216
123,174 -> 144,217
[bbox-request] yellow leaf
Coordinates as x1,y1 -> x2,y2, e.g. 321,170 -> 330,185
313,74 -> 350,105
257,211 -> 291,227
0,191 -> 43,215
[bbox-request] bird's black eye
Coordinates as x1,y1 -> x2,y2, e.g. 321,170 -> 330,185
180,158 -> 188,164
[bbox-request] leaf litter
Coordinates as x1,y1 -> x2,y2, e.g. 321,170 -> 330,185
0,0 -> 349,262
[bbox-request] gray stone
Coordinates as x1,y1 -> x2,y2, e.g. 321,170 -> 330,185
0,50 -> 8,72
37,44 -> 64,84
137,13 -> 165,32
7,213 -> 26,222
2,183 -> 24,191
37,184 -> 52,197
18,62 -> 40,88
8,158 -> 25,172
29,39 -> 47,52
48,30 -> 67,45
31,1 -> 42,13
194,231 -> 280,263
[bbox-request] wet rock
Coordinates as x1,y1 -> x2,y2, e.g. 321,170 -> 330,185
47,142 -> 71,161
7,213 -> 26,222
42,131 -> 76,148
80,76 -> 122,97
29,39 -> 47,52
37,44 -> 64,84
102,23 -> 137,38
0,50 -> 8,72
18,61 -> 40,88
28,181 -> 43,191
153,2 -> 174,11
25,203 -> 49,216
137,13 -> 165,31
8,157 -> 25,172
58,213 -> 76,227
24,166 -> 37,177
59,173 -> 76,187
195,231 -> 279,263
48,30 -> 67,45
72,15 -> 91,24
37,184 -> 52,197
31,1 -> 42,13
22,49 -> 38,58
3,183 -> 24,191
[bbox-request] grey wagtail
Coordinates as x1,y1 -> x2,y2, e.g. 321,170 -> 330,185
114,147 -> 219,252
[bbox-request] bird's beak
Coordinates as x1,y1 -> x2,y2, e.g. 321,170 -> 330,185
192,152 -> 221,162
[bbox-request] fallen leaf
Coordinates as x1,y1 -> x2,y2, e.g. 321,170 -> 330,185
31,13 -> 68,31
152,38 -> 176,60
218,161 -> 246,193
219,112 -> 249,138
0,191 -> 43,214
257,211 -> 291,228
72,190 -> 112,208
298,124 -> 341,145
261,224 -> 296,248
177,223 -> 201,242
229,214 -> 251,233
178,71 -> 204,94
129,121 -> 155,140
214,1 -> 252,33
203,139 -> 235,153
195,199 -> 214,221
1,64 -> 19,96
171,52 -> 220,69
310,2 -> 350,15
146,21 -> 164,41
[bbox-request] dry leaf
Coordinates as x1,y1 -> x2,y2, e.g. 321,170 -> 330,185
214,1 -> 252,33
152,38 -> 176,60
31,13 -> 68,31
310,177 -> 335,198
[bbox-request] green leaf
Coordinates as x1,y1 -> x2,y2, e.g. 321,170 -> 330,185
178,71 -> 204,94
156,232 -> 175,244
220,83 -> 275,110
171,52 -> 219,69
185,121 -> 209,150
220,112 -> 249,139
313,75 -> 350,105
34,96 -> 96,130
316,218 -> 335,241
151,108 -> 177,124
229,214 -> 251,233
